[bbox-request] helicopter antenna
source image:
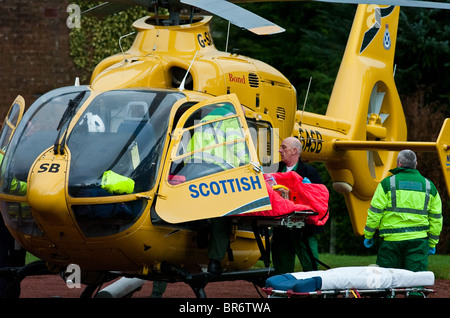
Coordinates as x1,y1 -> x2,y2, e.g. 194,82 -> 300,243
225,21 -> 231,52
299,76 -> 312,127
119,31 -> 136,62
179,50 -> 199,91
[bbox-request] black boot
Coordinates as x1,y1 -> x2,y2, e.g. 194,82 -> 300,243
207,259 -> 223,274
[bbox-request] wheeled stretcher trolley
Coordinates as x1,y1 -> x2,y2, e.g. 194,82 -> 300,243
263,266 -> 435,298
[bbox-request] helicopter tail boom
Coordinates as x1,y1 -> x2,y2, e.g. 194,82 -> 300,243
333,117 -> 450,195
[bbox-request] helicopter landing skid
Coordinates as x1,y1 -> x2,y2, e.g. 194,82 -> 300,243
160,212 -> 314,298
166,263 -> 274,298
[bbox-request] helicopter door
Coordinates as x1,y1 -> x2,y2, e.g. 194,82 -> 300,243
0,96 -> 25,156
156,94 -> 271,223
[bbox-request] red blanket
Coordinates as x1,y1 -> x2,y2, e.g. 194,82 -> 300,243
244,171 -> 329,225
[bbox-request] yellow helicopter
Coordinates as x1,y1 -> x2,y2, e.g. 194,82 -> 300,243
0,0 -> 449,297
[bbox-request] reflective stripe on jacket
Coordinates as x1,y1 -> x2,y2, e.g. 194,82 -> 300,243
364,167 -> 442,247
187,105 -> 249,168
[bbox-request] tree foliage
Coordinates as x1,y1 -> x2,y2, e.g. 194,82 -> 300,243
396,7 -> 450,111
69,1 -> 148,82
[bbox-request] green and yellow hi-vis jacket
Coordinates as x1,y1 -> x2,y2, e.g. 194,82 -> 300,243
187,104 -> 249,169
364,167 -> 443,247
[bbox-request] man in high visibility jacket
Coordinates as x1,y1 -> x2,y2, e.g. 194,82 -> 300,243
364,149 -> 443,272
187,103 -> 249,170
0,152 -> 27,297
187,103 -> 249,274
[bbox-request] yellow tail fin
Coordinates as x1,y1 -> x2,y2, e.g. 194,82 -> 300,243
324,5 -> 406,235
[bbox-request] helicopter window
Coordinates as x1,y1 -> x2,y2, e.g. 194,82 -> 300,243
168,102 -> 250,182
0,100 -> 22,154
67,89 -> 184,199
0,87 -> 90,196
0,201 -> 43,236
246,119 -> 276,168
72,199 -> 146,238
172,102 -> 197,128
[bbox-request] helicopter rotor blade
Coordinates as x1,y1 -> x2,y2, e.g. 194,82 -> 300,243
310,0 -> 450,10
83,0 -> 285,34
232,0 -> 450,10
82,2 -> 136,17
83,0 -> 450,20
181,0 -> 285,34
230,0 -> 450,10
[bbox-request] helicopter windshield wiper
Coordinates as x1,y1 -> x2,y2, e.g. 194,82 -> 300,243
54,90 -> 87,155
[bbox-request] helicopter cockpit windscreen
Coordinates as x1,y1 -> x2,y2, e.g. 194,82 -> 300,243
0,87 -> 90,236
67,89 -> 183,198
0,86 -> 90,197
168,102 -> 250,182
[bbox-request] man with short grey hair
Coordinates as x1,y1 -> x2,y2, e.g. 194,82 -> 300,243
364,149 -> 443,271
397,149 -> 417,169
272,137 -> 324,274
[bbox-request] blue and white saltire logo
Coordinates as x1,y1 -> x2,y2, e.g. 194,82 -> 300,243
360,6 -> 395,54
383,26 -> 391,50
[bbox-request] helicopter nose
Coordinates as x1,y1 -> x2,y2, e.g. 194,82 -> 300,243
27,148 -> 72,227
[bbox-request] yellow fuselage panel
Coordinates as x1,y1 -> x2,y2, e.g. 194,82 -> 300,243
91,15 -> 297,143
7,184 -> 261,272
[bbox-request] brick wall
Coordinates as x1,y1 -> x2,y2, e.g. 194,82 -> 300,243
0,0 -> 78,120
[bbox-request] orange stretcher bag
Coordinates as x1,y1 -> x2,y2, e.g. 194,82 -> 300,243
243,171 -> 329,226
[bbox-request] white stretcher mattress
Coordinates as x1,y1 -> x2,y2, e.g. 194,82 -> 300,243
266,266 -> 435,292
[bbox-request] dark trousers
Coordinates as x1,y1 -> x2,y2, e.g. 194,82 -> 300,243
207,218 -> 230,261
376,238 -> 429,272
271,227 -> 319,274
1,217 -> 25,297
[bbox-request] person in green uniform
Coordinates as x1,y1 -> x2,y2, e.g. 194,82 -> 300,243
364,149 -> 442,271
186,103 -> 249,274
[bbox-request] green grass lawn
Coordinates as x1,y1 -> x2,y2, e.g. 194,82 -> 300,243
255,254 -> 450,280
